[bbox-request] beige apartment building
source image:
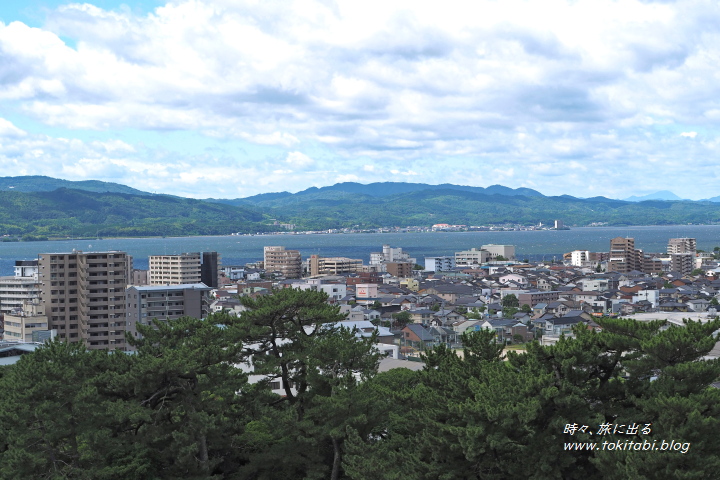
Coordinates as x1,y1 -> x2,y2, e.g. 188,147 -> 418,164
264,246 -> 302,278
38,251 -> 131,350
149,252 -> 202,285
308,255 -> 363,277
3,300 -> 49,343
607,237 -> 642,274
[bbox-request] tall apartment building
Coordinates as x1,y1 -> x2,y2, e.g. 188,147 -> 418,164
201,251 -> 220,288
149,252 -> 201,285
264,246 -> 302,279
607,237 -> 642,274
668,238 -> 697,255
308,255 -> 363,277
38,251 -> 131,350
0,261 -> 41,315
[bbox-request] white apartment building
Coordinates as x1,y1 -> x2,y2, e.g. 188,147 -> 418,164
481,244 -> 516,261
425,256 -> 456,272
455,248 -> 490,267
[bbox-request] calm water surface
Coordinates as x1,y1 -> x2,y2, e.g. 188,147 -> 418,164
1,225 -> 719,275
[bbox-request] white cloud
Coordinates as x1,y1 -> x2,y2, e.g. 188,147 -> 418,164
0,118 -> 26,137
0,0 -> 718,199
284,151 -> 315,168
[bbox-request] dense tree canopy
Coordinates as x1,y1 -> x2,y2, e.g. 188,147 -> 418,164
1,292 -> 719,479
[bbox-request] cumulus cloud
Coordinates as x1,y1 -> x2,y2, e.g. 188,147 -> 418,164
284,151 -> 315,168
0,0 -> 719,198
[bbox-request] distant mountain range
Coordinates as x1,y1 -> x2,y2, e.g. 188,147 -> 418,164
206,182 -> 544,207
0,176 -> 148,195
2,176 -> 720,238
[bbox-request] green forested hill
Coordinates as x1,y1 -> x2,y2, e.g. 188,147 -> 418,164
2,180 -> 720,238
0,188 -> 276,238
251,188 -> 720,228
0,175 -> 150,195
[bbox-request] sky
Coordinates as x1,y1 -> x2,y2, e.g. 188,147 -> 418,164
0,0 -> 719,200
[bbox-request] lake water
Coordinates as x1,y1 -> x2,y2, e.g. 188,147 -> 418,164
1,225 -> 719,275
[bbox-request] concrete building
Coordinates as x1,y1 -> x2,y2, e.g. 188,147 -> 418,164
670,253 -> 695,276
666,238 -> 696,276
264,246 -> 302,279
149,252 -> 202,285
38,251 -> 131,350
481,244 -> 516,261
385,261 -> 413,278
3,300 -> 49,343
455,248 -> 490,267
126,283 -> 213,330
424,256 -> 456,272
0,261 -> 41,315
308,255 -> 363,277
607,237 -> 642,274
131,269 -> 149,286
668,238 -> 697,255
201,251 -> 220,288
369,244 -> 415,271
569,250 -> 590,267
290,278 -> 347,302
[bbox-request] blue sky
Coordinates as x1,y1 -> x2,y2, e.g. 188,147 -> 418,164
0,0 -> 719,199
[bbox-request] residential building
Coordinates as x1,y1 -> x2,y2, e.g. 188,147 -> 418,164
481,244 -> 516,261
149,252 -> 202,285
369,245 -> 415,271
517,291 -> 561,308
670,253 -> 695,277
569,250 -> 590,267
201,251 -> 221,288
308,255 -> 363,276
455,247 -> 490,267
126,283 -> 213,331
264,246 -> 302,279
0,261 -> 41,315
666,238 -> 697,276
385,261 -> 413,278
607,237 -> 642,274
668,238 -> 697,255
2,300 -> 49,342
424,256 -> 456,272
38,251 -> 131,350
287,278 -> 347,301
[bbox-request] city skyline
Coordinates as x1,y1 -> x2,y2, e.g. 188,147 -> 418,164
1,0 -> 719,200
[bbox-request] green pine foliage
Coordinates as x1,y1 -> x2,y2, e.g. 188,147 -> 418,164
1,299 -> 719,479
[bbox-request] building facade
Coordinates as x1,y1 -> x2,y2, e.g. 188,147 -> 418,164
424,256 -> 456,272
455,248 -> 490,267
38,251 -> 131,350
149,252 -> 202,285
126,283 -> 213,332
264,246 -> 302,278
308,255 -> 363,277
0,261 -> 41,315
201,251 -> 220,288
607,237 -> 642,274
481,244 -> 516,261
